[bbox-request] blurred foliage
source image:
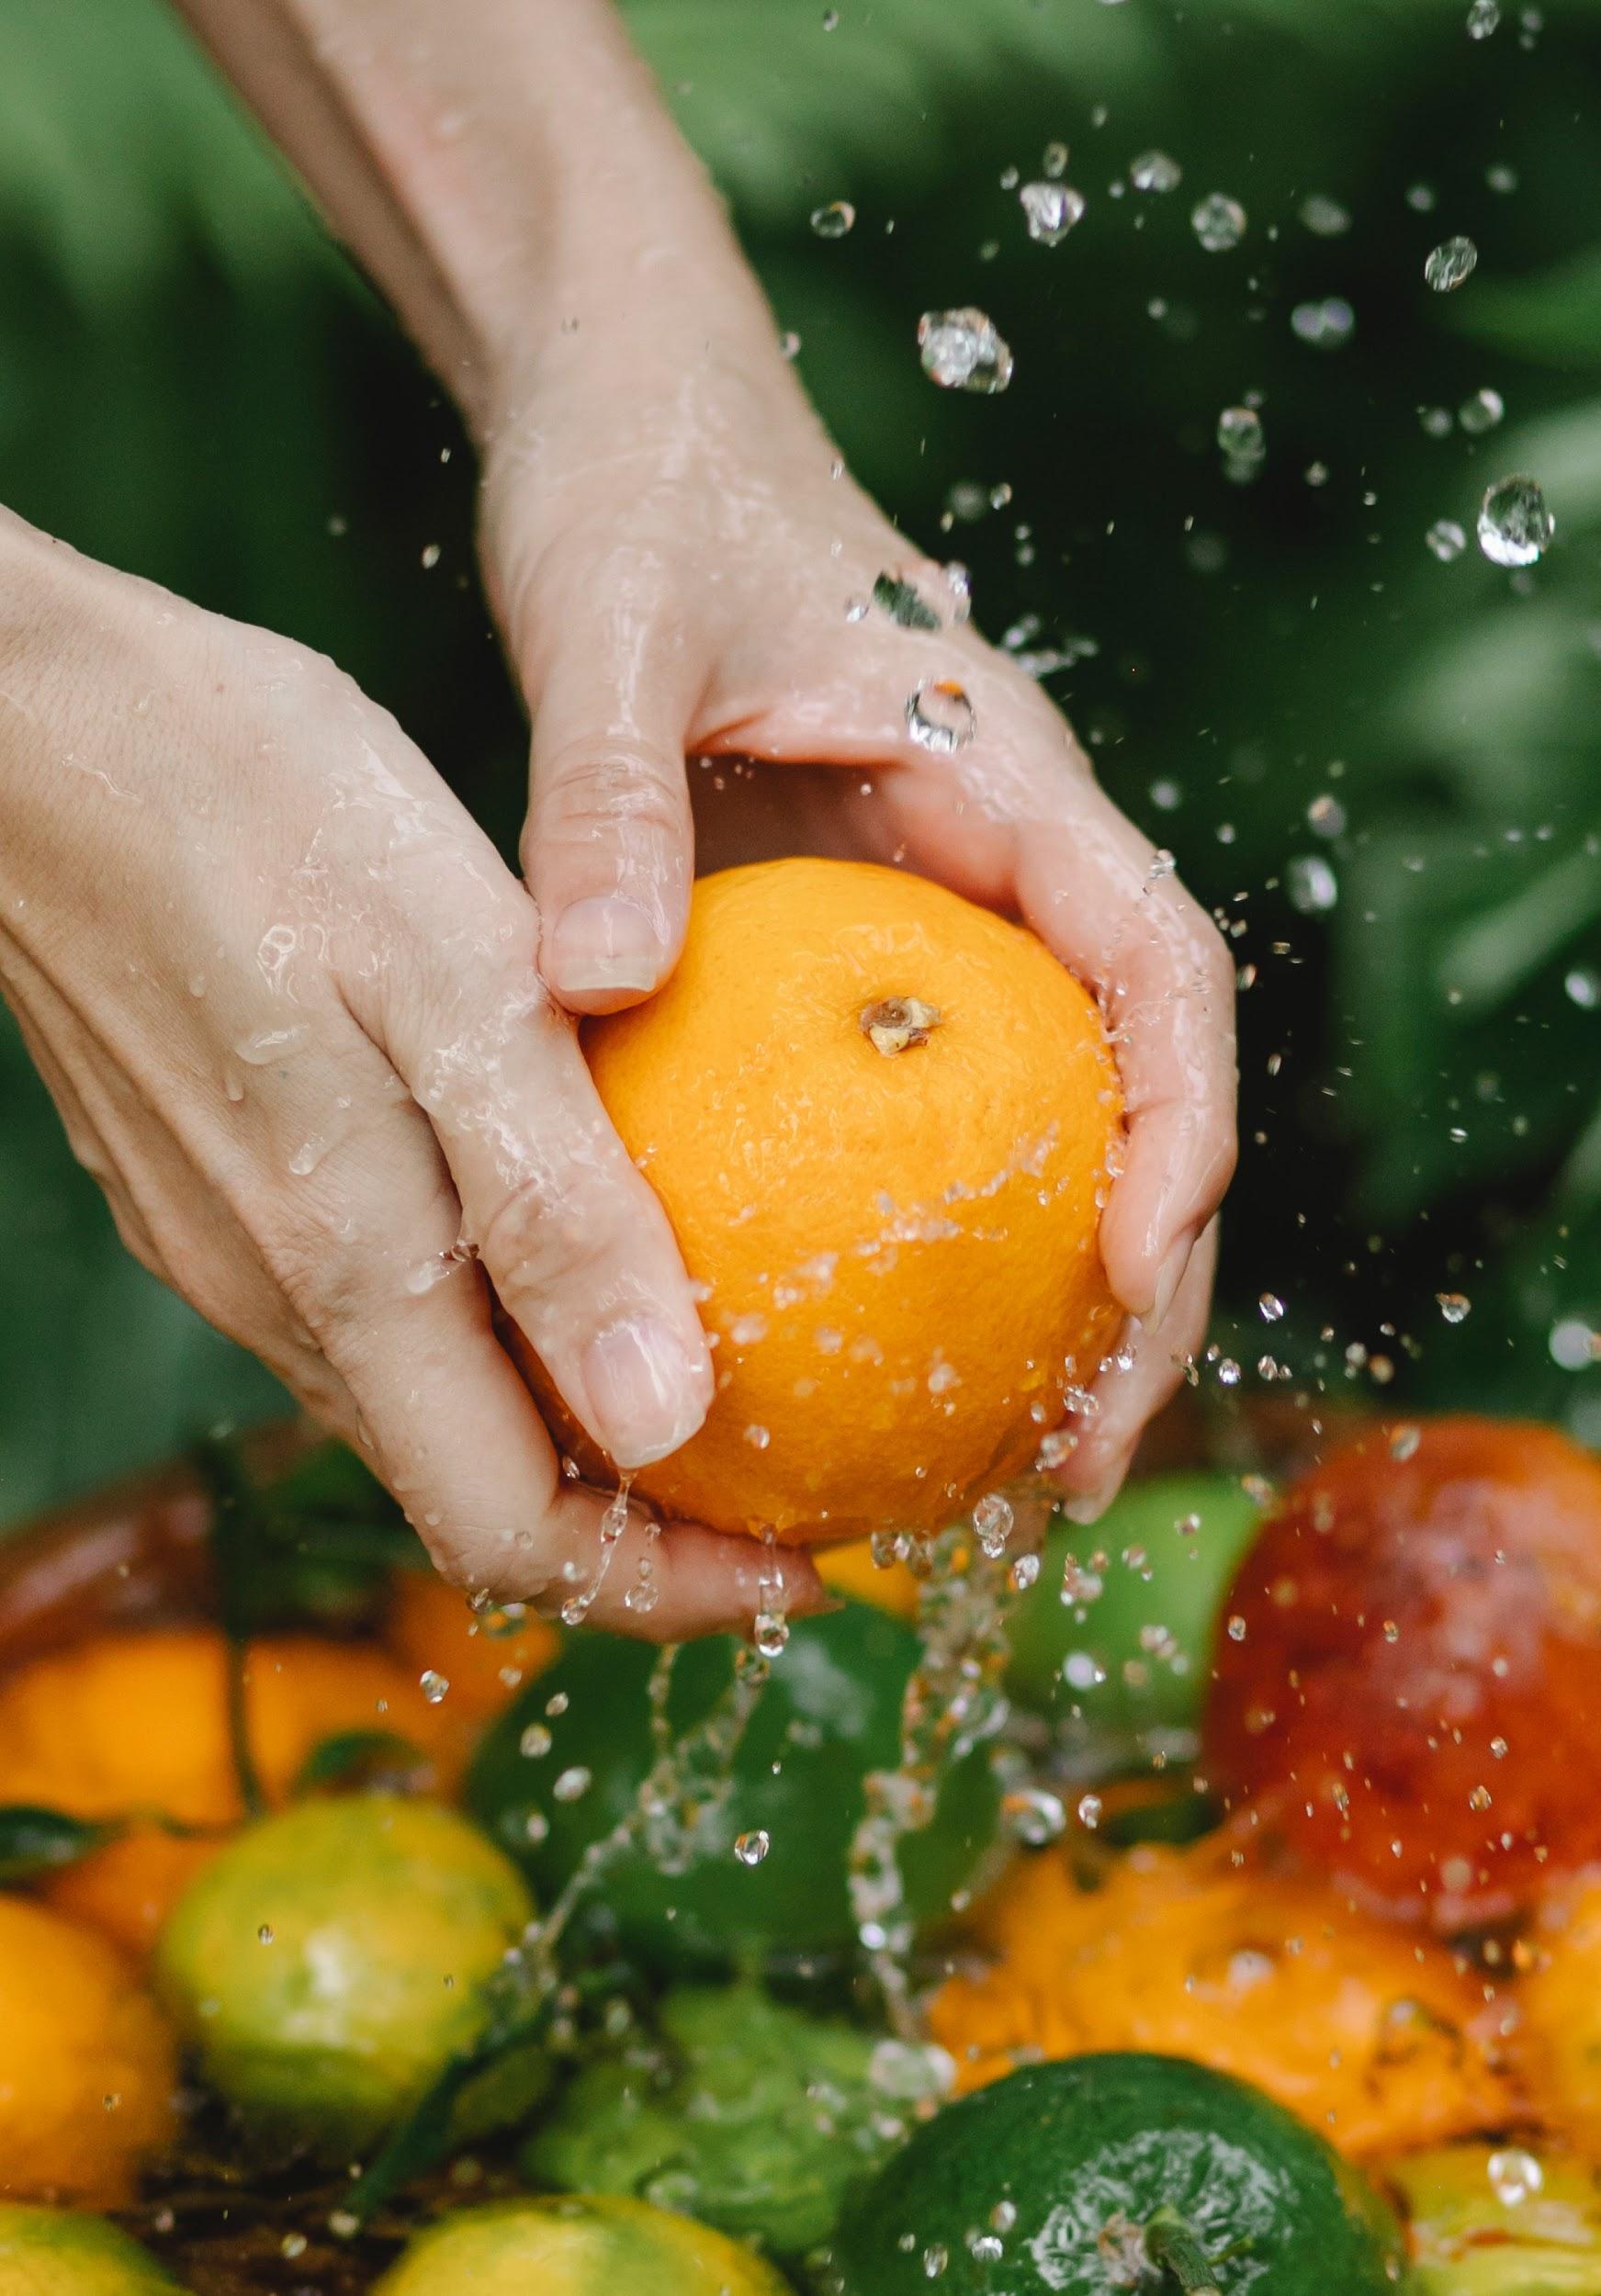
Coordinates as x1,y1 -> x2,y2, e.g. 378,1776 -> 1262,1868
1,0 -> 1598,1525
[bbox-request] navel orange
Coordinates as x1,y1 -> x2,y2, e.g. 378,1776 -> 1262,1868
0,1628 -> 472,1953
536,859 -> 1122,1545
0,1895 -> 176,2204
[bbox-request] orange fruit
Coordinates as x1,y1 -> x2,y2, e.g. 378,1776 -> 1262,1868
385,1571 -> 559,1725
0,1628 -> 471,1953
0,1894 -> 176,2204
929,1844 -> 1518,2159
542,859 -> 1122,1545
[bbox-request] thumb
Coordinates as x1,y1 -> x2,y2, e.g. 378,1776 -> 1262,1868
524,636 -> 697,1015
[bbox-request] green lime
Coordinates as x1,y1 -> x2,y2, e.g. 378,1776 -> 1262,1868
1388,2144 -> 1601,2293
525,1983 -> 911,2254
372,2195 -> 788,2295
0,2205 -> 187,2292
1006,1475 -> 1262,1740
832,2053 -> 1403,2295
468,1604 -> 1000,1972
154,1795 -> 535,2159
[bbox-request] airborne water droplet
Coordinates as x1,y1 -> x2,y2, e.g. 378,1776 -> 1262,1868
1467,0 -> 1501,32
1019,181 -> 1086,244
1291,298 -> 1355,348
918,308 -> 1014,393
419,1670 -> 449,1705
1460,386 -> 1505,433
1487,2148 -> 1543,2205
1287,855 -> 1338,914
1217,406 -> 1265,466
1425,236 -> 1478,291
1426,519 -> 1467,562
734,1829 -> 771,1866
1438,1291 -> 1472,1323
810,200 -> 855,239
1131,150 -> 1182,193
1191,193 -> 1246,251
1478,474 -> 1554,567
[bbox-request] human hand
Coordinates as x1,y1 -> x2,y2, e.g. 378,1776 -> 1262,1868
0,513 -> 825,1636
480,307 -> 1235,1521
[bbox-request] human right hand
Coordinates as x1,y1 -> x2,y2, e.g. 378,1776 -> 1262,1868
0,512 -> 825,1638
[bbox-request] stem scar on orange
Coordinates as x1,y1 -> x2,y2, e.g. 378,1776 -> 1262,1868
515,859 -> 1124,1546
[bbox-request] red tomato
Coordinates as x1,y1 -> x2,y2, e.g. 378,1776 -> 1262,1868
1203,1416 -> 1601,1930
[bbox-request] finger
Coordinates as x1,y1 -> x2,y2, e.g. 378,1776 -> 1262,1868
1054,1219 -> 1219,1519
524,618 -> 699,1013
375,896 -> 714,1475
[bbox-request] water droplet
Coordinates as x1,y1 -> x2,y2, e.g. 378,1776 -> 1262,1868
288,1136 -> 328,1177
1469,1783 -> 1493,1812
1460,386 -> 1505,433
1019,181 -> 1086,244
972,1492 -> 1014,1557
1467,0 -> 1501,33
1300,194 -> 1351,237
1426,519 -> 1467,563
519,1723 -> 553,1759
1131,150 -> 1182,193
1551,1318 -> 1601,1370
1291,298 -> 1355,348
753,1607 -> 789,1660
1002,1787 -> 1067,1844
1308,793 -> 1347,837
1566,967 -> 1600,1010
1425,236 -> 1478,291
918,308 -> 1013,392
1487,2148 -> 1542,2205
968,2234 -> 1006,2264
1042,140 -> 1070,178
906,678 -> 976,754
234,1025 -> 309,1066
552,1764 -> 592,1803
811,200 -> 855,239
257,1923 -> 274,1944
1217,406 -> 1265,465
1009,1550 -> 1041,1592
419,1669 -> 449,1705
1287,854 -> 1338,914
281,2234 -> 308,2261
1478,474 -> 1555,567
1258,1292 -> 1285,1322
1436,1291 -> 1472,1325
1076,1793 -> 1103,1829
1217,1357 -> 1243,1388
743,1422 -> 771,1450
1191,193 -> 1246,252
734,1828 -> 771,1866
1226,1615 -> 1248,1641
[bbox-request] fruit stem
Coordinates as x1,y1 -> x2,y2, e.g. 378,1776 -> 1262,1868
860,996 -> 941,1055
1143,2209 -> 1223,2296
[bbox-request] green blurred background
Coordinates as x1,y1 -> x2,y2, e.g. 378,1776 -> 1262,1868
2,0 -> 1597,1525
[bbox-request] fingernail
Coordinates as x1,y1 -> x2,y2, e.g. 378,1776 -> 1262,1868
547,896 -> 663,996
583,1316 -> 708,1469
1058,1465 -> 1130,1526
1150,1233 -> 1193,1329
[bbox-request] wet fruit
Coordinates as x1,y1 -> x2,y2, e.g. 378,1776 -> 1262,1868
372,2194 -> 789,2295
528,857 -> 1122,1544
0,1896 -> 176,2206
384,1570 -> 559,1724
927,1842 -> 1516,2156
0,2204 -> 186,2291
1386,2143 -> 1601,2293
0,1627 -> 470,1953
1518,1881 -> 1601,2157
1203,1417 -> 1601,1929
833,2052 -> 1404,2294
154,1795 -> 534,2159
525,1983 -> 908,2255
468,1604 -> 999,1972
1006,1473 -> 1263,1739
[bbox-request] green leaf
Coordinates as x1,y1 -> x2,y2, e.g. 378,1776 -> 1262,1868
1457,247 -> 1601,371
0,1805 -> 122,1882
294,1730 -> 430,1795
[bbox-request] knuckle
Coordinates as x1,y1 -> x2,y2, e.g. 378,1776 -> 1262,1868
477,1168 -> 619,1330
536,743 -> 686,839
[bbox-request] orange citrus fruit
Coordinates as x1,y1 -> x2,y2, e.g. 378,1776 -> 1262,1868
0,1895 -> 176,2205
814,1539 -> 921,1620
0,1628 -> 471,1953
385,1571 -> 559,1724
928,1843 -> 1517,2158
538,859 -> 1122,1545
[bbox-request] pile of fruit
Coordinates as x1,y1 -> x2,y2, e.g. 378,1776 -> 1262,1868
3,1414 -> 1601,2290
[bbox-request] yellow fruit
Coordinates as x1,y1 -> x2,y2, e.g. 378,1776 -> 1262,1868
0,2205 -> 186,2291
0,1896 -> 176,2206
815,1538 -> 921,1620
373,2195 -> 790,2296
553,858 -> 1122,1544
1520,1882 -> 1601,2154
928,1844 -> 1517,2158
154,1795 -> 535,2158
385,1570 -> 559,1724
0,1628 -> 472,1954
